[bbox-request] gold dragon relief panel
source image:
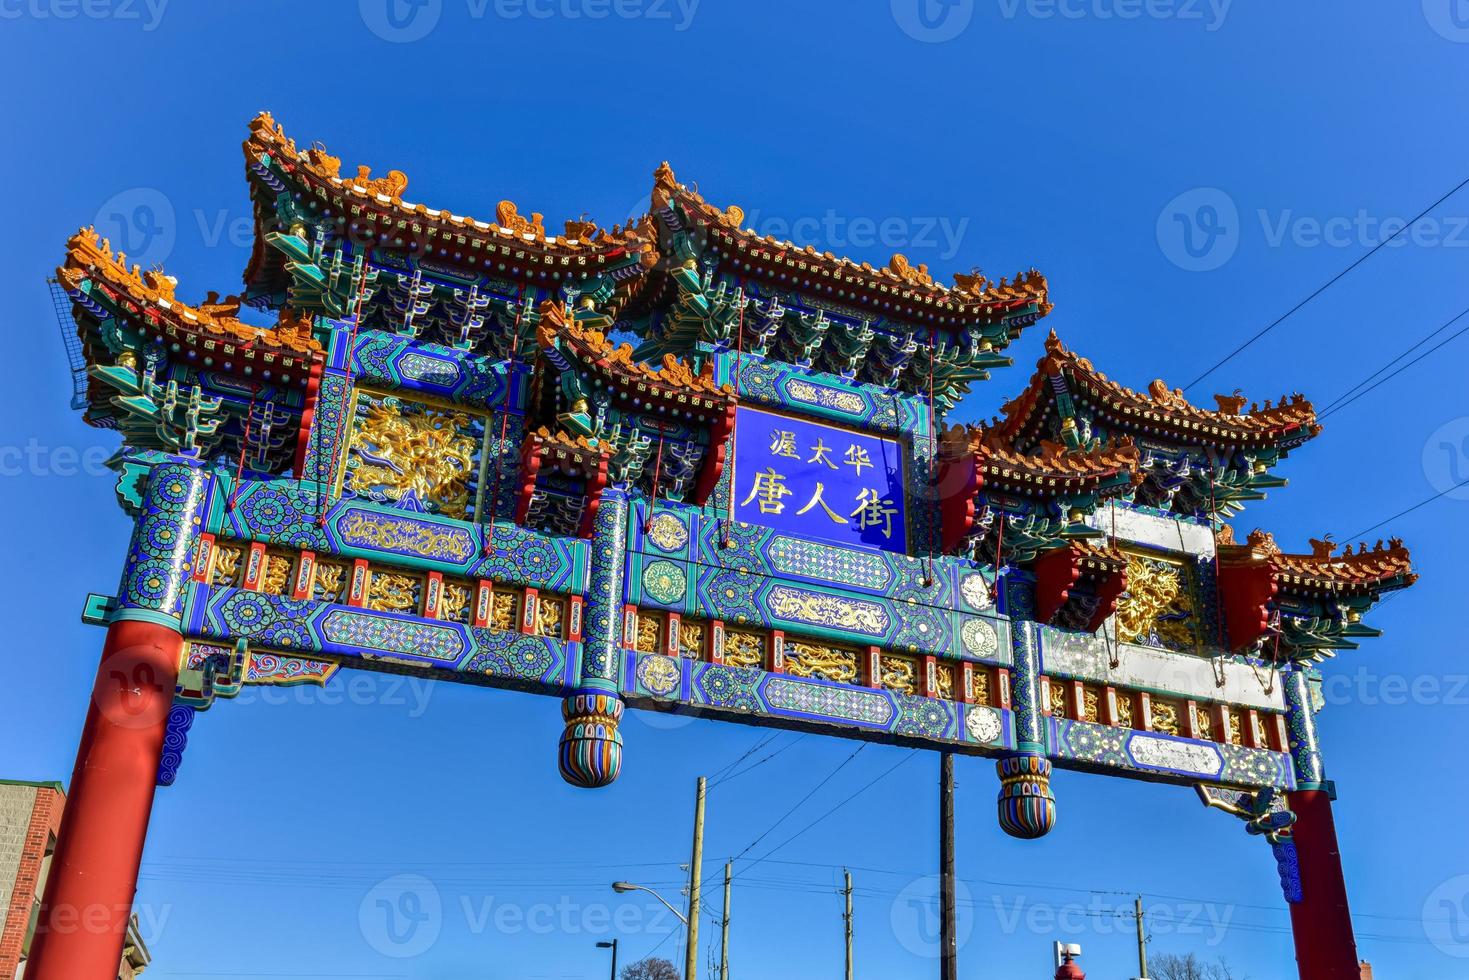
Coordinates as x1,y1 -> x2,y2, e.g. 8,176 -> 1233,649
1113,550 -> 1204,653
344,390 -> 487,521
784,641 -> 861,685
879,654 -> 918,695
724,630 -> 765,668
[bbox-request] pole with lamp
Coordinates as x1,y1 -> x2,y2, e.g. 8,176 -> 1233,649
596,939 -> 618,980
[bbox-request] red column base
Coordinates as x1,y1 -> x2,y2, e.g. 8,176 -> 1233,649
1287,789 -> 1360,980
26,618 -> 182,980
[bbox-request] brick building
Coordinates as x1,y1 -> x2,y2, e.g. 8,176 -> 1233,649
0,780 -> 64,978
0,780 -> 150,979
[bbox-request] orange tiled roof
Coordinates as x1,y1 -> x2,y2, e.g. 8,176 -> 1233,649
998,332 -> 1321,450
243,111 -> 657,285
1068,538 -> 1129,573
537,300 -> 735,411
940,422 -> 1143,495
650,162 -> 1052,328
1217,527 -> 1417,597
59,227 -> 322,363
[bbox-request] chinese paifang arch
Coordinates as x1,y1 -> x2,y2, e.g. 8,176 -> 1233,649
30,111 -> 1412,980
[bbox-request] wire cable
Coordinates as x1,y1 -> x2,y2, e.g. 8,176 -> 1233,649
1344,475 -> 1469,541
1183,174 -> 1469,392
1317,303 -> 1469,421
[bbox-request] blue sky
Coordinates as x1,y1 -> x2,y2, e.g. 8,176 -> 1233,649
3,2 -> 1467,977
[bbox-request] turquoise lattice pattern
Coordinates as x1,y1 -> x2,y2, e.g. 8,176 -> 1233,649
1050,717 -> 1293,790
218,477 -> 331,551
463,629 -> 561,683
613,659 -> 993,748
118,461 -> 208,621
193,586 -> 567,687
351,333 -> 515,407
712,352 -> 923,435
623,502 -> 1009,658
580,491 -> 628,689
302,370 -> 351,503
214,486 -> 585,591
1282,668 -> 1324,786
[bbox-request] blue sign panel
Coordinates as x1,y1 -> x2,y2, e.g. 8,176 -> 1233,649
730,407 -> 908,554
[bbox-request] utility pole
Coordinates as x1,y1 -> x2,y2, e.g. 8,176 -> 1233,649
685,776 -> 707,980
1135,895 -> 1149,978
596,939 -> 618,980
843,868 -> 854,980
940,752 -> 957,980
720,860 -> 732,980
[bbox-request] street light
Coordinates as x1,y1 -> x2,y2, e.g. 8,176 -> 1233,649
610,881 -> 690,926
596,939 -> 618,980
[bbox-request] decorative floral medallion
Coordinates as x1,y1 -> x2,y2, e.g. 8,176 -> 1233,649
642,560 -> 687,605
965,705 -> 1004,744
961,618 -> 999,657
637,655 -> 681,697
646,513 -> 689,553
960,573 -> 993,611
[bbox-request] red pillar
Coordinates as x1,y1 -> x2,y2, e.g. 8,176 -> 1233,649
26,618 -> 182,980
1286,789 -> 1359,979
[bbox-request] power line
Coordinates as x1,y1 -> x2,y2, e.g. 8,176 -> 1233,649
732,750 -> 919,882
710,733 -> 809,788
708,732 -> 781,784
1318,302 -> 1469,414
1317,303 -> 1469,420
1344,475 -> 1469,541
1183,174 -> 1469,392
727,744 -> 868,864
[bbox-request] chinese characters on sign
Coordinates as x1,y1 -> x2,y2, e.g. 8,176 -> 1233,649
732,407 -> 908,553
